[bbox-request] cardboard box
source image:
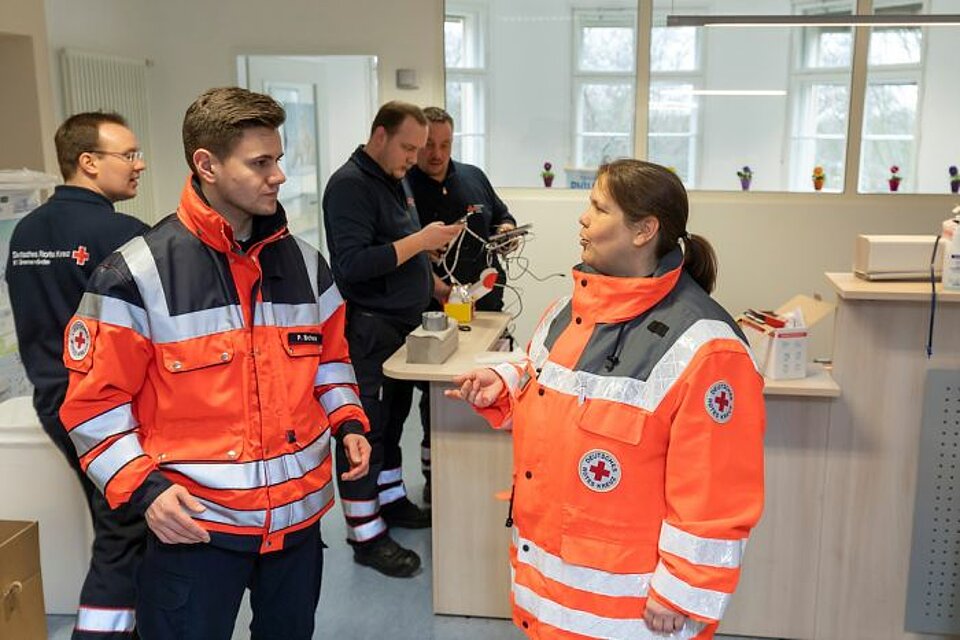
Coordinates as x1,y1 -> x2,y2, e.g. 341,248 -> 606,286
0,521 -> 47,640
738,295 -> 834,380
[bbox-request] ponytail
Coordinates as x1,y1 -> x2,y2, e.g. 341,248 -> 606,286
682,233 -> 718,294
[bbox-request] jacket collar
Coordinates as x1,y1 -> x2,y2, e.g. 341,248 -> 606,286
351,145 -> 400,187
571,247 -> 684,323
175,176 -> 287,253
53,185 -> 115,210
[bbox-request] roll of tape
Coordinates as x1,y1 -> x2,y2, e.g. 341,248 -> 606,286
422,311 -> 448,331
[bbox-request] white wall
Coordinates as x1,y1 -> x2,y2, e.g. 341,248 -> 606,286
44,0 -> 444,220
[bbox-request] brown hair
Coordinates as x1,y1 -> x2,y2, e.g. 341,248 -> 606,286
422,106 -> 454,129
596,159 -> 718,293
370,101 -> 427,136
182,87 -> 285,173
55,112 -> 128,180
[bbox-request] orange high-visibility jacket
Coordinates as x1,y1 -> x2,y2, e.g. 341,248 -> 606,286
60,178 -> 369,553
478,249 -> 765,639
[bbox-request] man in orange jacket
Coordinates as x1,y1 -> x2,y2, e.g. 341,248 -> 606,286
60,87 -> 371,640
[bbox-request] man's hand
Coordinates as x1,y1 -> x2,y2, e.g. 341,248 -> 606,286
418,221 -> 463,253
340,433 -> 371,481
445,368 -> 505,408
145,485 -> 210,544
494,223 -> 521,254
643,597 -> 687,635
433,275 -> 452,304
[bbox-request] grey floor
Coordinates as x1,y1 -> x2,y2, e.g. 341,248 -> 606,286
46,394 -> 773,640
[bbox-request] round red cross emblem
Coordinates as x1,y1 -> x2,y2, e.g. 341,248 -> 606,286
578,449 -> 621,492
67,319 -> 91,361
705,381 -> 734,424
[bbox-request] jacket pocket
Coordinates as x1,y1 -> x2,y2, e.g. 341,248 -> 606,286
575,398 -> 645,445
157,332 -> 234,373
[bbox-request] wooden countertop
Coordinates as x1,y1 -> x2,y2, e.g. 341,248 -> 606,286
826,271 -> 960,302
763,363 -> 840,398
384,312 -> 513,382
385,311 -> 839,398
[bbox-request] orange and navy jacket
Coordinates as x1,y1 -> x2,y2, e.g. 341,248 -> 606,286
60,177 -> 369,553
477,248 -> 765,639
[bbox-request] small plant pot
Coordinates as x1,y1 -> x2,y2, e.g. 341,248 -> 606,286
888,179 -> 901,192
740,178 -> 752,191
951,181 -> 959,194
813,177 -> 825,191
542,175 -> 554,188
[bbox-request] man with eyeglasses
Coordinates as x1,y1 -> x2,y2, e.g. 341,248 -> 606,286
5,111 -> 149,640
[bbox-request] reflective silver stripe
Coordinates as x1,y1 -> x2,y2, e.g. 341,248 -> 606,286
269,481 -> 334,532
194,497 -> 266,528
650,561 -> 731,622
341,498 -> 378,519
378,467 -> 402,485
514,530 -> 651,598
255,301 -> 320,328
86,433 -> 144,493
314,362 -> 357,387
69,404 -> 137,457
163,430 -> 330,490
75,606 -> 136,633
346,516 -> 387,542
659,521 -> 746,569
494,362 -> 523,395
538,319 -> 751,413
317,283 -> 344,324
378,485 -> 405,505
120,237 -> 244,344
512,582 -> 704,640
293,237 -> 320,300
76,293 -> 150,339
528,296 -> 571,370
319,387 -> 361,415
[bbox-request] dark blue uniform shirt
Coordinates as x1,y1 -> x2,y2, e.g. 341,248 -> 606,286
5,185 -> 148,422
406,160 -> 515,311
322,146 -> 433,326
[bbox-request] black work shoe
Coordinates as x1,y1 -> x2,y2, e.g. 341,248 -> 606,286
381,496 -> 432,529
423,481 -> 431,505
353,535 -> 421,578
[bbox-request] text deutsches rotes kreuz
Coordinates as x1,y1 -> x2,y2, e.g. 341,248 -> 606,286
11,246 -> 90,267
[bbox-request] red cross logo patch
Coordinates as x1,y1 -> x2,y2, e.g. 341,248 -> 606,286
705,381 -> 734,424
67,319 -> 92,361
578,449 -> 621,493
72,245 -> 90,266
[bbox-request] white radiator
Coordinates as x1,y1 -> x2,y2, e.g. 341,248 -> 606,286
59,49 -> 155,223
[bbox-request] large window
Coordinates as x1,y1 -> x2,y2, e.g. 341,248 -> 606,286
445,7 -> 486,168
859,4 -> 924,192
573,9 -> 637,169
647,23 -> 701,184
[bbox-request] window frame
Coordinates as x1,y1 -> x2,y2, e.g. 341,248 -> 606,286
445,4 -> 489,169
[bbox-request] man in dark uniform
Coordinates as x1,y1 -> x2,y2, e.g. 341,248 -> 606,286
5,112 -> 149,639
406,106 -> 518,503
323,101 -> 463,577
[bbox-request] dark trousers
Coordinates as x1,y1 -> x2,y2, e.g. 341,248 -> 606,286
41,416 -> 146,640
135,526 -> 323,640
417,293 -> 506,484
336,308 -> 416,544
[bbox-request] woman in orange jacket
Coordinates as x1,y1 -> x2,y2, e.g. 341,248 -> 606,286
448,159 -> 765,639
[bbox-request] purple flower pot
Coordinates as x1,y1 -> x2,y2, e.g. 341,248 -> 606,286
951,182 -> 959,194
888,179 -> 901,192
740,178 -> 751,191
542,175 -> 554,188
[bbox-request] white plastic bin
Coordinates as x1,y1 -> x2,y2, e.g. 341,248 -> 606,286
0,395 -> 92,614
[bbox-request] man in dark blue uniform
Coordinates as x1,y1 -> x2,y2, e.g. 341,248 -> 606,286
406,106 -> 518,503
323,101 -> 463,577
5,112 -> 149,639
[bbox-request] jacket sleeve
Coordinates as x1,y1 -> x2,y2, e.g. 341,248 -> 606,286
323,177 -> 399,284
312,257 -> 370,438
59,257 -> 163,511
647,343 -> 765,625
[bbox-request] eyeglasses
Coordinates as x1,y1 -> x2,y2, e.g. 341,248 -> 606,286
91,150 -> 144,163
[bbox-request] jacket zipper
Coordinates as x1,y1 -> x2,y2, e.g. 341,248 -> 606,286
505,483 -> 516,528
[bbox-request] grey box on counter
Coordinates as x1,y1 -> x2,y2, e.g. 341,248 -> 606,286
405,323 -> 459,364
